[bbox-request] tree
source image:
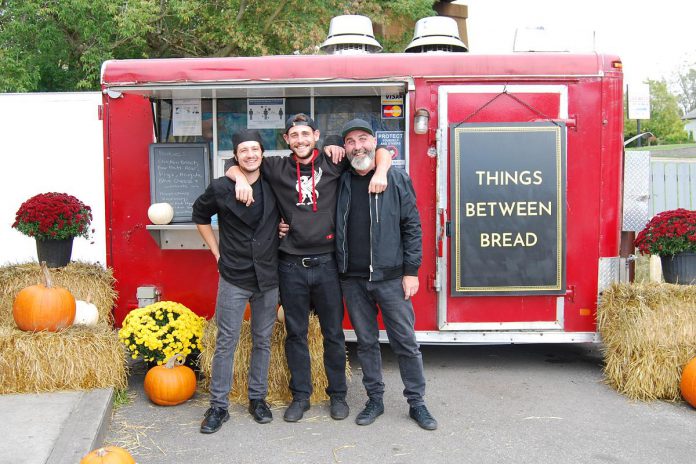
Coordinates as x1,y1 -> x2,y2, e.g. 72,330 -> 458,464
624,79 -> 690,145
676,66 -> 696,114
0,0 -> 435,92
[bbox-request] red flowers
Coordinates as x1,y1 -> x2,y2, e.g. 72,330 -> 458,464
634,209 -> 696,256
12,192 -> 92,240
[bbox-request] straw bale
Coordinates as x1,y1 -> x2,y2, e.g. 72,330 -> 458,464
598,282 -> 696,401
0,324 -> 127,394
0,261 -> 117,328
199,314 -> 350,406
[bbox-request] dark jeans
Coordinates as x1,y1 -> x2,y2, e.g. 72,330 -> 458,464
340,276 -> 426,407
279,253 -> 347,401
210,278 -> 278,409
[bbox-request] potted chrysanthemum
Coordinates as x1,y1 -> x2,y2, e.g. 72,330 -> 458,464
118,301 -> 206,367
634,208 -> 696,284
12,192 -> 92,267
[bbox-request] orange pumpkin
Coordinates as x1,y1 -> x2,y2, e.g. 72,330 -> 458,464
80,446 -> 135,464
680,357 -> 696,407
13,261 -> 76,331
144,353 -> 197,406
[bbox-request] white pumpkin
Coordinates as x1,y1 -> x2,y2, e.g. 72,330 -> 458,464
74,300 -> 99,325
277,305 -> 284,323
148,203 -> 174,225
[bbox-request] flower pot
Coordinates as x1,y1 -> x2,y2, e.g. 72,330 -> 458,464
36,238 -> 73,268
660,252 -> 696,285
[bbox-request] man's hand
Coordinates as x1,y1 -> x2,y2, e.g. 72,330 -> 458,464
402,275 -> 419,300
278,218 -> 289,238
226,165 -> 255,206
324,145 -> 345,164
369,171 -> 388,194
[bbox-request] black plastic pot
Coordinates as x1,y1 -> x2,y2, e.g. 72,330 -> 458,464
661,252 -> 696,285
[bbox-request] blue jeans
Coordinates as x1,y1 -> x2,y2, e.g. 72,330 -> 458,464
340,277 -> 426,407
209,277 -> 278,409
278,253 -> 347,401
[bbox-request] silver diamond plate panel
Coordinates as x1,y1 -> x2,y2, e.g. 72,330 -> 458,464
598,257 -> 620,293
623,150 -> 651,232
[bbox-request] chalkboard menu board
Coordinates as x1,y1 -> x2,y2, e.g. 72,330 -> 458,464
149,143 -> 210,223
450,122 -> 566,296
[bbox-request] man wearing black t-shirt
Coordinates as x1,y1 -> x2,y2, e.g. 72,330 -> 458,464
335,119 -> 438,431
193,129 -> 280,433
225,114 -> 391,423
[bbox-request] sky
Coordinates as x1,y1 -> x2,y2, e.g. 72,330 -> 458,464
458,0 -> 696,86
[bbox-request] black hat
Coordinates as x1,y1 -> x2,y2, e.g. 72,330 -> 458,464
232,129 -> 264,154
341,118 -> 374,138
284,113 -> 317,134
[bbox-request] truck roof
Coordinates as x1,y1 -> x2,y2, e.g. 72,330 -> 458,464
101,52 -> 621,92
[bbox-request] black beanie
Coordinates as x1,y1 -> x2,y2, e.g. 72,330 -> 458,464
232,129 -> 264,154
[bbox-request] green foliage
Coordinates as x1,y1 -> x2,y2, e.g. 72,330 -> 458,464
624,79 -> 690,145
0,0 -> 436,92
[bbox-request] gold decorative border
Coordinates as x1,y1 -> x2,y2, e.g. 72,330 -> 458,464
452,125 -> 564,293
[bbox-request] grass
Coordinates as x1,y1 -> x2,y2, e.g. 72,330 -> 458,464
628,143 -> 696,152
112,388 -> 133,410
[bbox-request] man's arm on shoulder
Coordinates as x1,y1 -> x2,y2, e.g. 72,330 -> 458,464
223,158 -> 253,206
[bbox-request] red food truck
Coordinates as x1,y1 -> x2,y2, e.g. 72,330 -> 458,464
100,44 -> 625,344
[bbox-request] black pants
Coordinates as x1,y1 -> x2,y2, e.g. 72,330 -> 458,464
278,253 -> 347,401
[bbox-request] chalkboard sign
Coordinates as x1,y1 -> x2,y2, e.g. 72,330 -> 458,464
450,122 -> 566,296
149,143 -> 210,223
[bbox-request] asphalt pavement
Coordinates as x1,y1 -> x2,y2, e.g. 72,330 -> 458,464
103,343 -> 696,464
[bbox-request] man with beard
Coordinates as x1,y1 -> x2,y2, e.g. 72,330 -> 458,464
225,113 -> 392,422
335,118 -> 438,431
193,129 -> 280,433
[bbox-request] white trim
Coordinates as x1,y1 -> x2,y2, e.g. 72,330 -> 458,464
344,330 -> 600,344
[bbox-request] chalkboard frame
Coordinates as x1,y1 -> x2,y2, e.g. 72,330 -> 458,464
148,143 -> 211,223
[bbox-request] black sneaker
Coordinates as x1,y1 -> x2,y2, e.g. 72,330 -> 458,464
330,396 -> 349,420
200,407 -> 230,434
249,399 -> 273,424
283,399 -> 310,422
409,404 -> 438,430
355,398 -> 384,426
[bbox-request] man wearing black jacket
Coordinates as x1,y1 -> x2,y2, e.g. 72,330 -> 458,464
193,129 -> 279,433
335,119 -> 438,431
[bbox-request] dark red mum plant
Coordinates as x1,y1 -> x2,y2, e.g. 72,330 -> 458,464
634,208 -> 696,256
12,192 -> 92,240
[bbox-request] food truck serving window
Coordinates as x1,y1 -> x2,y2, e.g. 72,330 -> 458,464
150,82 -> 408,176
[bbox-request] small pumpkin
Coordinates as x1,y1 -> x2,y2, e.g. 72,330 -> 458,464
680,357 -> 696,407
80,446 -> 135,464
13,261 -> 76,331
74,295 -> 99,325
148,202 -> 174,225
144,353 -> 197,406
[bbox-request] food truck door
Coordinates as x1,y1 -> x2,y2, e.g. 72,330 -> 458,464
436,85 -> 568,331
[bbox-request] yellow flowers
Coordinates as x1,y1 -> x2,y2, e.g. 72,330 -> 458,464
118,301 -> 206,365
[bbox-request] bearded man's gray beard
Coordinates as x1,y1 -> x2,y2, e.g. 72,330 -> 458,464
349,150 -> 375,171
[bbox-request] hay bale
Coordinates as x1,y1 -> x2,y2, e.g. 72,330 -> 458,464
199,314 -> 350,406
0,261 -> 117,328
598,283 -> 696,401
0,324 -> 127,394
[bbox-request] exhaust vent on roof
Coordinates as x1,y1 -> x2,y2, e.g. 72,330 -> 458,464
319,15 -> 382,55
405,16 -> 468,53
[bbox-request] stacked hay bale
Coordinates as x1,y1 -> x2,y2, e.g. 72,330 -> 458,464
598,283 -> 696,401
199,314 -> 349,406
0,262 -> 127,393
